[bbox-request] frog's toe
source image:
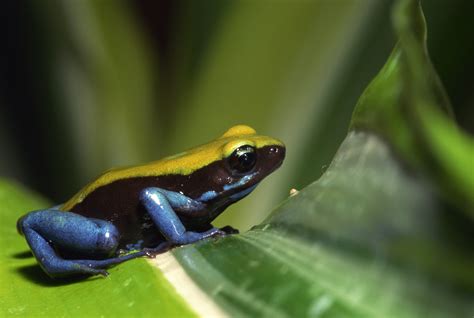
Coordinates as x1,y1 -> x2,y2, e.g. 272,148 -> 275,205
97,269 -> 109,277
202,227 -> 228,239
219,225 -> 239,235
73,265 -> 109,278
142,242 -> 173,257
143,250 -> 157,258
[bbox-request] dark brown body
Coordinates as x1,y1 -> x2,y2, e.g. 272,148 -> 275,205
70,162 -> 228,249
69,146 -> 285,248
68,145 -> 284,250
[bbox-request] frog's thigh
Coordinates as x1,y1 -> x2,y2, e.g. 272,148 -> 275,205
18,210 -> 138,277
18,210 -> 119,254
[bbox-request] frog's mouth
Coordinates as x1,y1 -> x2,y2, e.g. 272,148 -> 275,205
228,183 -> 258,201
217,175 -> 260,205
196,173 -> 259,204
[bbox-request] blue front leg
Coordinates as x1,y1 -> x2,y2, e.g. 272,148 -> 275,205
139,188 -> 225,247
17,210 -> 147,278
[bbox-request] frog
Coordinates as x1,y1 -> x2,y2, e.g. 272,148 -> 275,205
17,125 -> 285,278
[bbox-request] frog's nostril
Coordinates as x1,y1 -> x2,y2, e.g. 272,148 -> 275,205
268,145 -> 285,158
269,146 -> 280,154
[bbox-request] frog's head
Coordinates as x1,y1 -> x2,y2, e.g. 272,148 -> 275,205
190,125 -> 285,215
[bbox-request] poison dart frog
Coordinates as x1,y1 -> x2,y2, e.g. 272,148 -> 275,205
17,125 -> 285,278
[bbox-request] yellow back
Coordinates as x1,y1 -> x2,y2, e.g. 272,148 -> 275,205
62,125 -> 283,211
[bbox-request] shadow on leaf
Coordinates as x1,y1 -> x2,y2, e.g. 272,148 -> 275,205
15,264 -> 104,287
12,250 -> 33,259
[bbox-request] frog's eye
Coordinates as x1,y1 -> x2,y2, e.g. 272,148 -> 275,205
228,145 -> 257,174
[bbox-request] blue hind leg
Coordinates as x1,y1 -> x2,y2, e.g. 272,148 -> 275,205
18,210 -> 147,278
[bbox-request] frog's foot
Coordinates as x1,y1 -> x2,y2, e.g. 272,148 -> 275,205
141,229 -> 230,258
17,209 -> 146,278
189,227 -> 227,241
72,250 -> 149,274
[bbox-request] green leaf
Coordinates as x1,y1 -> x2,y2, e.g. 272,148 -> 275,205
167,0 -> 473,316
350,0 -> 474,214
393,0 -> 474,215
0,179 -> 196,317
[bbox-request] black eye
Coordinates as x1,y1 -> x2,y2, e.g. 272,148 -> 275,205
228,145 -> 257,174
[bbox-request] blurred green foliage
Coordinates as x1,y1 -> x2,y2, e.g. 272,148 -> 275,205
0,0 -> 472,229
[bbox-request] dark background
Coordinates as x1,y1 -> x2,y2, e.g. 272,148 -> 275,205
1,0 -> 472,228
